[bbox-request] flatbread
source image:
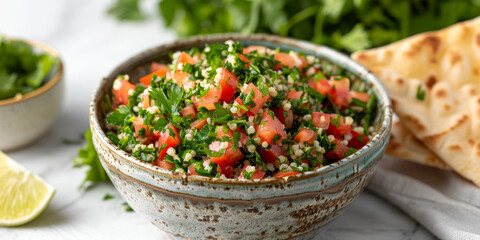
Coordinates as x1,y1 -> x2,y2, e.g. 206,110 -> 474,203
352,17 -> 480,187
387,119 -> 450,170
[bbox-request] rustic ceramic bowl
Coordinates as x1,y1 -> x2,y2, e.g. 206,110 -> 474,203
0,39 -> 63,151
90,34 -> 392,240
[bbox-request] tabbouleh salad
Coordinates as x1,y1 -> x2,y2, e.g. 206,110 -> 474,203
105,41 -> 377,180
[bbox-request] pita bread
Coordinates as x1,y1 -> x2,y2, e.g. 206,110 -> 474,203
388,119 -> 450,170
352,17 -> 480,187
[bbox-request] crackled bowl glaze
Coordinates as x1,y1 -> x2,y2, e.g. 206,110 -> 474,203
90,34 -> 392,240
0,39 -> 63,151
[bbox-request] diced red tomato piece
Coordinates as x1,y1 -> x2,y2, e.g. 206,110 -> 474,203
188,164 -> 198,175
329,77 -> 350,92
312,112 -> 334,129
176,51 -> 196,71
140,64 -> 169,86
294,128 -> 316,145
154,159 -> 175,170
238,164 -> 266,180
190,118 -> 207,130
173,72 -> 190,86
348,130 -> 369,149
274,52 -> 296,69
255,111 -> 287,144
308,79 -> 332,96
238,53 -> 250,68
273,171 -> 300,178
192,87 -> 221,110
298,55 -> 308,70
333,141 -> 349,158
258,144 -> 286,164
133,117 -> 151,139
287,90 -> 303,100
112,78 -> 135,106
350,91 -> 370,103
326,122 -> 342,139
156,124 -> 181,161
210,146 -> 244,178
336,117 -> 351,135
218,68 -> 238,102
180,106 -> 197,118
235,83 -> 270,116
331,89 -> 351,108
243,46 -> 267,55
273,107 -> 293,129
236,129 -> 249,147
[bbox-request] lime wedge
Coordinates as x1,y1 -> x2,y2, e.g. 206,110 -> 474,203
0,151 -> 55,226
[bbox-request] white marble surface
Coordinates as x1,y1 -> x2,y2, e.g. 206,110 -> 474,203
0,1 -> 436,239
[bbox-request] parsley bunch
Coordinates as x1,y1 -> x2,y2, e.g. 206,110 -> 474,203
107,0 -> 480,53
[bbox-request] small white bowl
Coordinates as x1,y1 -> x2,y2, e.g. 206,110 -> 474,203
0,39 -> 64,151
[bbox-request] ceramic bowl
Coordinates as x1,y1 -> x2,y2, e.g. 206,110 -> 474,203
0,39 -> 63,151
90,34 -> 392,240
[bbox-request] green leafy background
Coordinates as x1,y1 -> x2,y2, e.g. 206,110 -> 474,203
107,0 -> 480,53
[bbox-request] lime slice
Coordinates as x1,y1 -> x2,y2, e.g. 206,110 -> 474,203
0,151 -> 55,227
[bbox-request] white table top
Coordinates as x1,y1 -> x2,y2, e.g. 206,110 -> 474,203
0,1 -> 436,239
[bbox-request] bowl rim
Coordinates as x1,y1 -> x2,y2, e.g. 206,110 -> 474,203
90,33 -> 392,185
0,38 -> 64,107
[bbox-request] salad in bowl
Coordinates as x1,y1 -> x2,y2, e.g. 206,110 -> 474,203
105,40 -> 377,180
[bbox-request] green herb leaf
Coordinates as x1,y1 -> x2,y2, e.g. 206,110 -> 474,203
416,85 -> 426,100
73,129 -> 109,189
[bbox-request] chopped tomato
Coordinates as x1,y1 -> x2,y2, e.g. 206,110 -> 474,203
312,112 -> 334,129
273,171 -> 300,178
274,52 -> 296,69
348,130 -> 369,149
140,64 -> 169,86
333,141 -> 349,158
272,107 -> 293,129
154,159 -> 175,170
133,117 -> 151,139
188,164 -> 198,175
218,68 -> 238,102
112,78 -> 135,106
236,128 -> 249,147
287,90 -> 303,100
192,86 -> 221,110
336,117 -> 351,135
331,89 -> 351,108
298,55 -> 308,70
329,77 -> 350,92
238,165 -> 266,180
209,142 -> 244,178
350,91 -> 370,103
238,53 -> 250,68
176,51 -> 196,71
308,79 -> 332,96
243,46 -> 267,55
173,72 -> 190,86
258,144 -> 286,164
294,128 -> 316,145
190,118 -> 207,130
235,83 -> 270,116
255,111 -> 287,144
326,123 -> 342,139
156,124 -> 181,161
180,106 -> 197,118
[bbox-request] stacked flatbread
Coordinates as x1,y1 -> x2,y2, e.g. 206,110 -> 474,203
352,17 -> 480,187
